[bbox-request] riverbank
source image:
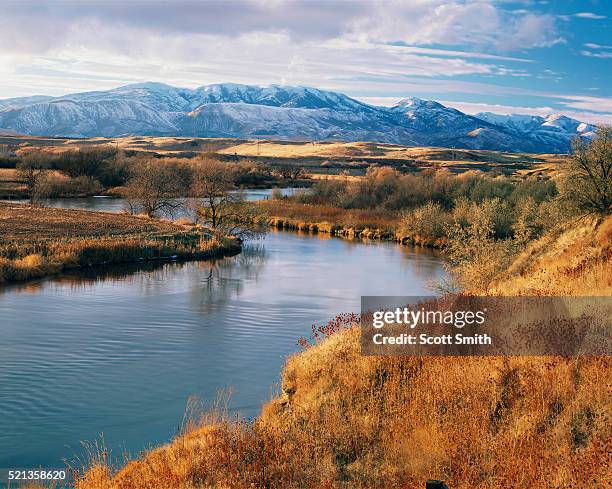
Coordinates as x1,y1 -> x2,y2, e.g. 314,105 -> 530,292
0,203 -> 240,284
260,200 -> 444,247
73,216 -> 611,488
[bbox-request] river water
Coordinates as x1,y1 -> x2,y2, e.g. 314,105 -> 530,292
0,195 -> 446,469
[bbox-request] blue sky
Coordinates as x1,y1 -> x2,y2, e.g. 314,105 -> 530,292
0,0 -> 610,123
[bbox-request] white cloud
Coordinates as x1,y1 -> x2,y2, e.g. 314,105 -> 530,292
0,0 -> 561,100
557,95 -> 612,114
584,43 -> 612,49
574,12 -> 607,20
581,50 -> 612,59
0,19 -> 536,100
0,0 -> 561,56
346,1 -> 561,51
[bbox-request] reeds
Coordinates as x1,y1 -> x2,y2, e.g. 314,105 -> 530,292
0,203 -> 240,283
260,200 -> 398,231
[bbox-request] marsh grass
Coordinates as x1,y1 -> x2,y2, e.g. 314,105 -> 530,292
0,203 -> 240,283
260,200 -> 398,231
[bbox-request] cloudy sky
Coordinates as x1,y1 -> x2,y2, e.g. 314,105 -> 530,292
1,0 -> 611,123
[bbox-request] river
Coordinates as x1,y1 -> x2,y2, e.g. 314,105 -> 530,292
0,194 -> 446,470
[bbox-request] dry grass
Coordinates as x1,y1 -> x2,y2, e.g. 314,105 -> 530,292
259,200 -> 398,234
73,331 -> 611,488
73,216 -> 611,488
0,203 -> 240,283
0,202 -> 183,240
1,135 -> 564,177
0,167 -> 27,197
489,216 -> 612,296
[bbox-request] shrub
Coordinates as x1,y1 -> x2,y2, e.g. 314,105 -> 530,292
445,199 -> 519,291
401,202 -> 448,243
559,127 -> 612,217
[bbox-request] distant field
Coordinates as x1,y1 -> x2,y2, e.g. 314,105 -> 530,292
0,168 -> 26,198
0,135 -> 567,178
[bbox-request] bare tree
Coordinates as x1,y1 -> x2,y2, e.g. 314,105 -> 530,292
276,164 -> 305,180
561,127 -> 612,217
17,151 -> 50,204
123,159 -> 185,217
192,159 -> 265,239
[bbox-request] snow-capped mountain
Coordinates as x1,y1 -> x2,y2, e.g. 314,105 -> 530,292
0,82 -> 594,153
475,112 -> 596,152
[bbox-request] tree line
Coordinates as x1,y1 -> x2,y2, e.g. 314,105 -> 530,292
16,146 -> 299,201
15,149 -> 288,239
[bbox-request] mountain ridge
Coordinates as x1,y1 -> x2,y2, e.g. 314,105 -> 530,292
0,82 -> 595,153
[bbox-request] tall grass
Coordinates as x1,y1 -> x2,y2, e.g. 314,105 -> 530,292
260,200 -> 397,230
73,328 -> 610,488
0,234 -> 239,284
0,203 -> 241,283
73,217 -> 611,489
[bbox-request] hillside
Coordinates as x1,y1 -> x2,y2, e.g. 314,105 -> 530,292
0,135 -> 567,179
0,82 -> 594,153
73,217 -> 611,488
489,216 -> 612,296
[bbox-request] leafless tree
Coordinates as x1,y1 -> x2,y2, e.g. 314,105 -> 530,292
561,127 -> 612,217
123,159 -> 185,217
192,159 -> 265,239
276,164 -> 305,180
17,151 -> 50,204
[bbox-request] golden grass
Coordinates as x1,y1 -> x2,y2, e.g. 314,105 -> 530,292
73,330 -> 611,488
1,135 -> 565,177
489,216 -> 612,296
73,217 -> 612,488
260,200 -> 398,234
0,203 -> 240,283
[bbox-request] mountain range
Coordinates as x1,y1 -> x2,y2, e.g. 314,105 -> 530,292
0,82 -> 596,153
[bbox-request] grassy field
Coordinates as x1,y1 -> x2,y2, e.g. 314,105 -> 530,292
0,203 -> 240,283
61,216 -> 611,489
0,168 -> 27,198
1,135 -> 566,177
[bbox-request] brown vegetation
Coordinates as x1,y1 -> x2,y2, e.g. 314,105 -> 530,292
260,200 -> 397,232
260,167 -> 558,256
71,213 -> 611,488
0,203 -> 239,283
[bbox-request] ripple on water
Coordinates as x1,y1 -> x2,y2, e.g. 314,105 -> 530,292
0,230 -> 446,468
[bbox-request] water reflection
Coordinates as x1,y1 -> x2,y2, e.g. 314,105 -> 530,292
187,244 -> 267,314
0,214 -> 446,470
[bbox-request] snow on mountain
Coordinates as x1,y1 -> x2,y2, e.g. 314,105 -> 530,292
476,112 -> 595,152
0,82 -> 595,153
0,95 -> 55,110
0,98 -> 178,138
